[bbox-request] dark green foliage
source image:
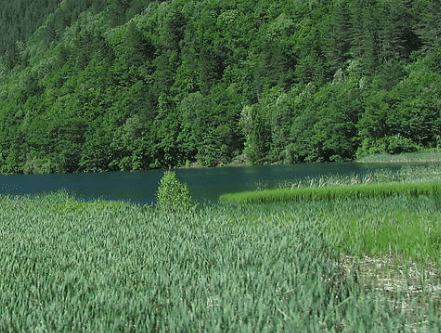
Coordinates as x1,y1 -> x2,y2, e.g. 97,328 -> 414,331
0,0 -> 441,173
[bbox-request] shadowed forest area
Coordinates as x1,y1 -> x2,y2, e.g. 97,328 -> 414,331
0,0 -> 440,173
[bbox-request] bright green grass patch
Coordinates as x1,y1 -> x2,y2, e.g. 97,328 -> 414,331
316,196 -> 441,265
219,181 -> 441,203
221,194 -> 441,267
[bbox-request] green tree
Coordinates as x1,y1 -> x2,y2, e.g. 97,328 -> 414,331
0,0 -> 437,174
415,0 -> 441,53
240,104 -> 272,165
156,171 -> 194,213
348,0 -> 380,78
325,0 -> 351,75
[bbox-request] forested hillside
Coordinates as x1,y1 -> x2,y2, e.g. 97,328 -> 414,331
0,0 -> 440,174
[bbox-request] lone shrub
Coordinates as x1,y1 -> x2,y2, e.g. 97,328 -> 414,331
156,171 -> 194,213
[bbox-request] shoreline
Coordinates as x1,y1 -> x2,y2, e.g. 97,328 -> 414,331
3,151 -> 441,176
356,158 -> 441,164
355,151 -> 441,164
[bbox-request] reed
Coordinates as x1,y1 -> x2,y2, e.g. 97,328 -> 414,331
219,181 -> 441,204
275,163 -> 441,189
357,150 -> 441,164
0,191 -> 439,331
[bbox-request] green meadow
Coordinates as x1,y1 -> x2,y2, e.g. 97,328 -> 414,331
1,164 -> 441,331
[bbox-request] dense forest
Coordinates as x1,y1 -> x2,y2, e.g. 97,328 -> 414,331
0,0 -> 440,173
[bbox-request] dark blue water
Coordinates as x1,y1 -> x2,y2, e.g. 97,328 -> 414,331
0,162 -> 406,205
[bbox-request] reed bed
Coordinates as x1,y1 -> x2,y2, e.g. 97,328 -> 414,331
1,191 -> 440,331
219,181 -> 441,204
222,195 -> 441,330
357,151 -> 441,164
254,163 -> 441,191
225,163 -> 441,204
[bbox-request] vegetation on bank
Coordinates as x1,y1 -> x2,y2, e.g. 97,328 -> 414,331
222,162 -> 441,202
357,150 -> 441,164
219,182 -> 441,203
1,190 -> 440,331
220,163 -> 441,277
1,0 -> 441,173
0,167 -> 440,330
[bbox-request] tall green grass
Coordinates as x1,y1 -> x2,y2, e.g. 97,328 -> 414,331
313,195 -> 441,265
357,150 -> 441,164
220,194 -> 441,267
220,181 -> 441,204
0,192 -> 439,331
255,163 -> 441,191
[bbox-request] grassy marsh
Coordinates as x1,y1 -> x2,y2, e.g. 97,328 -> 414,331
220,163 -> 441,205
1,164 -> 441,331
256,162 -> 441,190
0,193 -> 349,331
219,182 -> 441,203
357,150 -> 441,164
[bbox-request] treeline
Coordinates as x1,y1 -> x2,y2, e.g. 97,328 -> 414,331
0,0 -> 440,174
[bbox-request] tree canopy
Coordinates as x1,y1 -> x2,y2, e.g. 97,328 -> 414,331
0,0 -> 439,174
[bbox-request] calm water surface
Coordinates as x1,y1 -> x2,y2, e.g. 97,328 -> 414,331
0,162 -> 407,205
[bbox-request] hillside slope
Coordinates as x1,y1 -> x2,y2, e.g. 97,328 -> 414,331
0,0 -> 440,173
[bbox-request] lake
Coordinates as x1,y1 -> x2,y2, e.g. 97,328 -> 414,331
0,162 -> 408,205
